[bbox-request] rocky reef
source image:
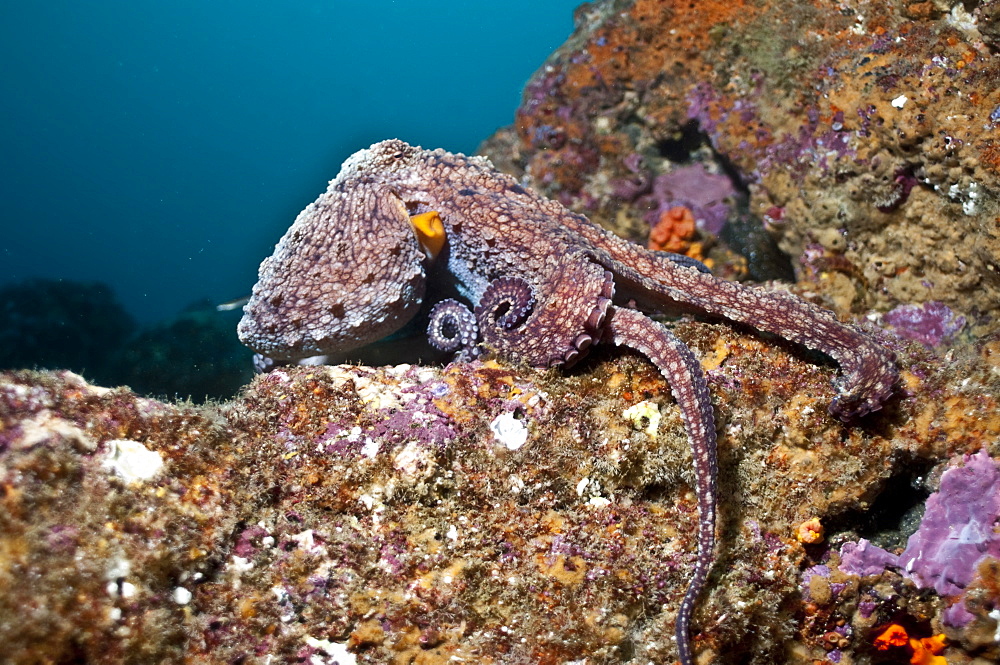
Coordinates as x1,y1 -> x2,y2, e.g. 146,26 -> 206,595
2,311 -> 999,663
480,0 -> 1000,330
108,301 -> 254,403
0,279 -> 253,403
4,1 -> 1000,664
0,278 -> 137,386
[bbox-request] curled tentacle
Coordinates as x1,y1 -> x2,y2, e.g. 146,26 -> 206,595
427,299 -> 479,362
475,276 -> 536,332
474,262 -> 615,368
602,305 -> 717,665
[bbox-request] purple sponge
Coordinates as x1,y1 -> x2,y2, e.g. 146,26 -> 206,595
898,450 -> 1000,596
884,301 -> 965,347
839,538 -> 897,577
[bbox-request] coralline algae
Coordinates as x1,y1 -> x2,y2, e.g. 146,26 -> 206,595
884,301 -> 967,348
899,450 -> 1000,597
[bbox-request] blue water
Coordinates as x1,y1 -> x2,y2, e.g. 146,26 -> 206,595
1,0 -> 580,323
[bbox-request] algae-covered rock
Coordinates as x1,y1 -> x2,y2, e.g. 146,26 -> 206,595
2,311 -> 998,663
481,0 -> 1000,332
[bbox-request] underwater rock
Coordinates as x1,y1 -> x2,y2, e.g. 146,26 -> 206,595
2,306 -> 999,663
480,0 -> 1000,331
110,300 -> 254,403
0,371 -> 233,664
833,450 -> 1000,638
827,451 -> 1000,658
0,281 -> 252,403
0,278 -> 136,384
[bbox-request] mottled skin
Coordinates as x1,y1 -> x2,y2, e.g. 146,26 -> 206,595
239,140 -> 897,665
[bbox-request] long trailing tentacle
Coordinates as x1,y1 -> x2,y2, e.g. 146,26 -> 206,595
427,299 -> 479,362
603,306 -> 717,665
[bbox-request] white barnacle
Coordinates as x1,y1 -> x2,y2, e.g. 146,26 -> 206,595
173,586 -> 192,605
303,636 -> 355,664
622,400 -> 661,438
103,439 -> 164,483
990,608 -> 1000,643
490,411 -> 529,450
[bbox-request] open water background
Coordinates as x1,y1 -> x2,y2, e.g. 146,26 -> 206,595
1,0 -> 580,323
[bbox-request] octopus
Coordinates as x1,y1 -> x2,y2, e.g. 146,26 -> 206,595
238,139 -> 897,665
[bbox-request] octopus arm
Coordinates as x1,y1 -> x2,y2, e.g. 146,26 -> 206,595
475,259 -> 614,368
603,306 -> 718,665
587,238 -> 897,421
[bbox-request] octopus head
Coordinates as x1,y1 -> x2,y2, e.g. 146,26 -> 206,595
238,159 -> 427,361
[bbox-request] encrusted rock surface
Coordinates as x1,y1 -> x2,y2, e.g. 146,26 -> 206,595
480,0 -> 1000,331
2,310 -> 998,663
5,2 -> 1000,663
